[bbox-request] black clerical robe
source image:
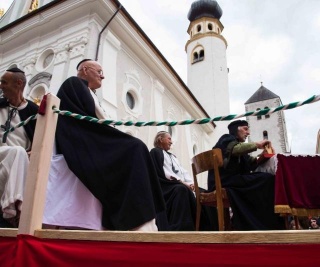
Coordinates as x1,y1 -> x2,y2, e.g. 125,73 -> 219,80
208,134 -> 284,230
150,147 -> 196,231
55,77 -> 165,230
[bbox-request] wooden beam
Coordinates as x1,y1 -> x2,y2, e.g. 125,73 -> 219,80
18,94 -> 60,235
35,229 -> 320,244
0,229 -> 18,237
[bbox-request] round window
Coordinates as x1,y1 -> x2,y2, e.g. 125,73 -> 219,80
36,49 -> 55,71
43,52 -> 54,69
126,92 -> 135,109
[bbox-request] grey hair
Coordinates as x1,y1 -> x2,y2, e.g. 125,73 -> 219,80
153,131 -> 168,148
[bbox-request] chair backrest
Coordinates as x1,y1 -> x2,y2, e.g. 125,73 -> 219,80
192,148 -> 223,176
191,148 -> 226,231
192,148 -> 224,197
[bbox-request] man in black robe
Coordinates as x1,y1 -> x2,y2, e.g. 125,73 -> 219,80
55,59 -> 165,230
0,67 -> 38,227
150,131 -> 215,231
208,120 -> 284,230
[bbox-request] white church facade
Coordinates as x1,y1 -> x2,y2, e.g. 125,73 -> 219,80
0,0 -> 294,173
0,0 -> 234,176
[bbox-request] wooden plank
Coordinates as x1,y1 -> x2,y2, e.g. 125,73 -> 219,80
18,94 -> 60,235
0,229 -> 18,237
35,229 -> 320,244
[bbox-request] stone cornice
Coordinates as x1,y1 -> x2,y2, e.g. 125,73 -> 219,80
185,32 -> 227,50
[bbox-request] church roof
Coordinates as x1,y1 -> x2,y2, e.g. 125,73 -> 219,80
0,0 -> 59,28
245,85 -> 279,104
187,0 -> 222,22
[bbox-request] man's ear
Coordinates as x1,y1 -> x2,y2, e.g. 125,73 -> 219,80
16,78 -> 23,87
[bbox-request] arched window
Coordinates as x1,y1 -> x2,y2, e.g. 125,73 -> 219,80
28,72 -> 51,104
257,108 -> 262,120
197,24 -> 201,32
208,23 -> 213,31
199,50 -> 204,60
264,106 -> 270,118
263,130 -> 268,140
29,85 -> 46,105
193,52 -> 199,62
192,46 -> 205,64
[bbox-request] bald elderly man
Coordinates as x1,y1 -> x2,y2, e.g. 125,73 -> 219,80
55,59 -> 165,231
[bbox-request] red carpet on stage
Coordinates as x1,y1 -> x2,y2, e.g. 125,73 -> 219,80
1,235 -> 320,266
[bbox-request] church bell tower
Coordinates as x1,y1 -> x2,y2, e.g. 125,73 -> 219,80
186,0 -> 230,139
245,84 -> 290,156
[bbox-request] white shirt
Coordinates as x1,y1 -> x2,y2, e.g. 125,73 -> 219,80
162,151 -> 193,185
88,88 -> 108,120
0,101 -> 30,150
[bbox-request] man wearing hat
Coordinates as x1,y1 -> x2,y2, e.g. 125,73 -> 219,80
0,67 -> 38,227
207,119 -> 284,230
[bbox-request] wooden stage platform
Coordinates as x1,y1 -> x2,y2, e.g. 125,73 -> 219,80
1,96 -> 320,266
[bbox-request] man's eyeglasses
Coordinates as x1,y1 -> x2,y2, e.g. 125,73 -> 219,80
79,66 -> 104,76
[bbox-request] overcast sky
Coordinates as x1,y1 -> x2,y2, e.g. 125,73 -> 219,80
2,0 -> 320,154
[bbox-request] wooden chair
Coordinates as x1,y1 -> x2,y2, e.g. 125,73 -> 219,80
191,148 -> 230,231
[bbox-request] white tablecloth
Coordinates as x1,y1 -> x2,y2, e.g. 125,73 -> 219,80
255,155 -> 278,175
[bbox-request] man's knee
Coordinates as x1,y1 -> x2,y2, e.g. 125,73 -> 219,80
1,146 -> 29,164
9,146 -> 28,158
173,184 -> 191,196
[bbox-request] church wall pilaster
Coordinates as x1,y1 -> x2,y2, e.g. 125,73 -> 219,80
49,44 -> 70,95
68,36 -> 89,76
21,57 -> 37,98
99,30 -> 121,121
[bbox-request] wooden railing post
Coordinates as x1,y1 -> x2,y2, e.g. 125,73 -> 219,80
18,94 -> 60,235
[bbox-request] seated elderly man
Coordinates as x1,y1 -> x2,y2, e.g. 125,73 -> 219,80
208,120 -> 285,230
150,131 -> 214,231
0,67 -> 38,227
54,59 -> 165,231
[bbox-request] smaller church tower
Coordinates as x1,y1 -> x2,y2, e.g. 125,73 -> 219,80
245,84 -> 290,156
186,0 -> 230,139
